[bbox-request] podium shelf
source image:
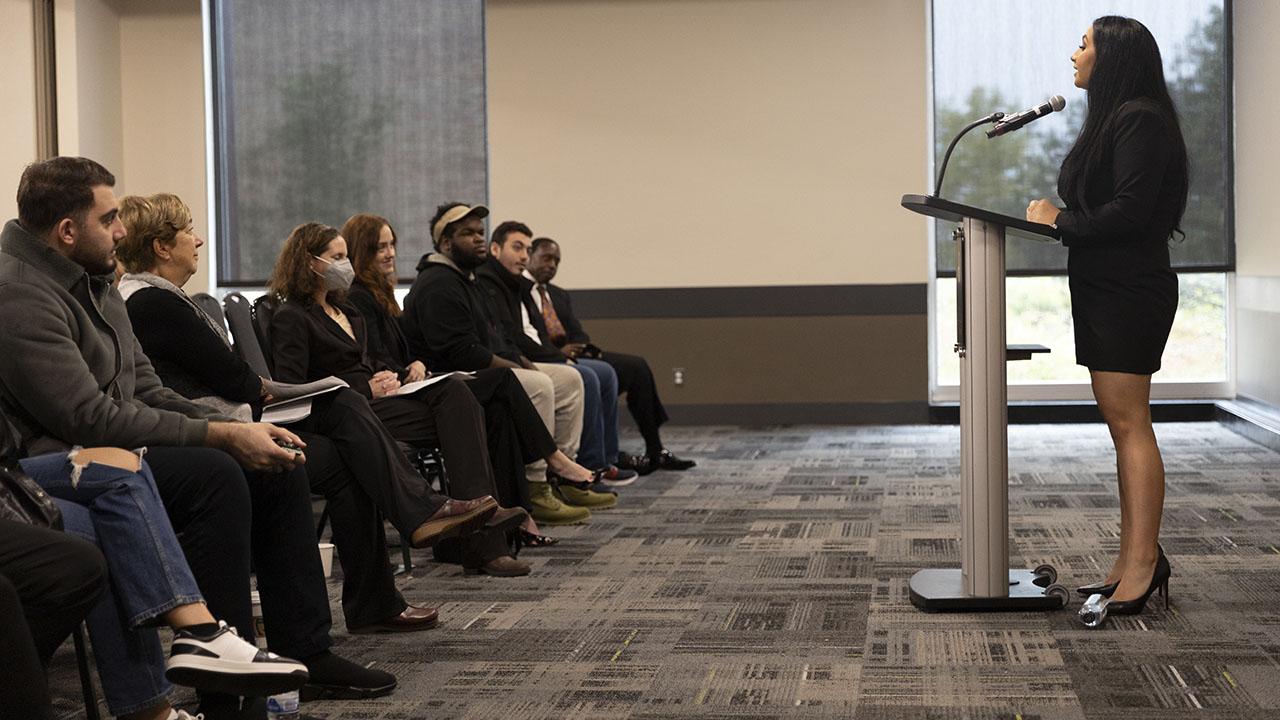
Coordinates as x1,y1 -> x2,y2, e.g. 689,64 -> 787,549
1007,344 -> 1051,361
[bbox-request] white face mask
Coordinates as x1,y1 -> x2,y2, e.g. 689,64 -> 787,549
313,255 -> 355,292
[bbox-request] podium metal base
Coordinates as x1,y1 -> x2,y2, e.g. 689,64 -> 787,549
909,569 -> 1067,612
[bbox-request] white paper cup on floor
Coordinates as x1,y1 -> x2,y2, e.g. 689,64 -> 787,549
250,590 -> 267,649
318,542 -> 335,578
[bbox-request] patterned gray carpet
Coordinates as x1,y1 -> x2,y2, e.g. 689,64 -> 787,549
51,422 -> 1280,718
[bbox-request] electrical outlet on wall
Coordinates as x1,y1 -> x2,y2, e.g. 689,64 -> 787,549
673,367 -> 685,386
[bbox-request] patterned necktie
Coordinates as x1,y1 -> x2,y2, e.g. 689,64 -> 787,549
538,285 -> 567,345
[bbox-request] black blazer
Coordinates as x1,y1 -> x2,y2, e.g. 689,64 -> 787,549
270,300 -> 385,399
1055,98 -> 1186,249
347,282 -> 412,376
542,283 -> 591,346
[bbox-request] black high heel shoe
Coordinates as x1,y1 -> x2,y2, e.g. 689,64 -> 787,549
1102,553 -> 1172,616
1075,580 -> 1119,598
1075,543 -> 1166,598
1079,553 -> 1172,628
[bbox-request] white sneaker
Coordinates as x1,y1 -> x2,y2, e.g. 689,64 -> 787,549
167,710 -> 204,720
165,621 -> 309,696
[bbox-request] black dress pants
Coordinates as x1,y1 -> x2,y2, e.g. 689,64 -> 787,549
289,388 -> 443,628
371,378 -> 509,565
0,520 -> 106,720
601,350 -> 669,454
463,369 -> 557,511
146,447 -> 332,717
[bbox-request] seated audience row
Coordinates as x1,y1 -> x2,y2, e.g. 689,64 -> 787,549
0,156 -> 697,719
0,157 -> 503,720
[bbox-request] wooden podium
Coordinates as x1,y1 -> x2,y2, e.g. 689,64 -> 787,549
901,194 -> 1067,611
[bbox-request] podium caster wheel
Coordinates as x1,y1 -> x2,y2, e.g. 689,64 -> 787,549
1044,583 -> 1070,609
1032,564 -> 1057,587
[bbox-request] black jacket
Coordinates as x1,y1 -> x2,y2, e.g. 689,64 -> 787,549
126,287 -> 263,405
475,257 -> 565,363
541,283 -> 591,346
1055,99 -> 1186,250
348,282 -> 412,376
401,254 -> 521,372
269,299 -> 385,399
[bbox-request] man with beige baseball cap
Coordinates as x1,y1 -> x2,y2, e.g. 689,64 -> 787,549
402,203 -> 610,523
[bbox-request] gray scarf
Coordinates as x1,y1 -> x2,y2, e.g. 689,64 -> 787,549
118,272 -> 232,347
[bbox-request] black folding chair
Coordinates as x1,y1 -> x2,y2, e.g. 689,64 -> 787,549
190,292 -> 228,335
221,292 -> 271,379
73,623 -> 101,720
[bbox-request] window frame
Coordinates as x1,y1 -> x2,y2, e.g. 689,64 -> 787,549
925,0 -> 1236,403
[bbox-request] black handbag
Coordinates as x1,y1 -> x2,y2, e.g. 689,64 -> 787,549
0,465 -> 62,530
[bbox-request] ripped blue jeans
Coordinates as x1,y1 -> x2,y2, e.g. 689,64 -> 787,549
20,451 -> 204,716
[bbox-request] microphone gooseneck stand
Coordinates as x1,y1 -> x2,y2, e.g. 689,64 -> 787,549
933,112 -> 1003,198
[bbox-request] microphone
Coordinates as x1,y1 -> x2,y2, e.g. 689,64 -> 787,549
986,95 -> 1066,138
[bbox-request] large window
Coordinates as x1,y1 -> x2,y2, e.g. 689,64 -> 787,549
930,0 -> 1232,394
210,0 -> 487,286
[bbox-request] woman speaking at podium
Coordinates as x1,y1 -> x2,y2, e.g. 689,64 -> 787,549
1025,16 -> 1188,621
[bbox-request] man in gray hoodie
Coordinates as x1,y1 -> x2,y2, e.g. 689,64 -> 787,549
0,157 -> 396,719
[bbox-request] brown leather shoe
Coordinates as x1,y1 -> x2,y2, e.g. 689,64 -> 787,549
464,555 -> 531,577
410,496 -> 498,548
348,605 -> 439,634
485,506 -> 529,533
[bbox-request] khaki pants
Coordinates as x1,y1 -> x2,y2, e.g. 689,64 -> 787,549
512,363 -> 584,484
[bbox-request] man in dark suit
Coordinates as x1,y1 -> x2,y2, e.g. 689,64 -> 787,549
526,237 -> 695,475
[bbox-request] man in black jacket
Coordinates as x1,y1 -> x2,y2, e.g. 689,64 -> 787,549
528,237 -> 695,474
401,203 -> 614,521
477,221 -> 636,487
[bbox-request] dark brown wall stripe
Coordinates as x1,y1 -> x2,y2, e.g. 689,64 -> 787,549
569,283 -> 928,319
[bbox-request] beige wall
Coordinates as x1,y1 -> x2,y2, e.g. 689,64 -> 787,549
1234,0 -> 1280,278
56,0 -> 125,178
486,0 -> 930,290
1233,1 -> 1280,406
3,0 -> 210,292
0,0 -> 37,222
118,0 -> 209,292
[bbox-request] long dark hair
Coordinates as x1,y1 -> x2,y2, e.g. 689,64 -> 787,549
343,213 -> 401,317
1059,16 -> 1188,236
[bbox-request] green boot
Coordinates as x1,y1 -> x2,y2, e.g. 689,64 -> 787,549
529,481 -> 591,525
554,480 -> 618,509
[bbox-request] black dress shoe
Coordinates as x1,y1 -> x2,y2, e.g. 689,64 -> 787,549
464,555 -> 531,577
348,605 -> 440,634
652,449 -> 696,471
628,454 -> 658,477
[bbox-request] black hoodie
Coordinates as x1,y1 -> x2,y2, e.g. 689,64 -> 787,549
400,252 -> 522,372
474,256 -> 567,364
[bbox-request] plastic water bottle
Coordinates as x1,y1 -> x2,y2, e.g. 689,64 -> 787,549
266,690 -> 300,719
1078,593 -> 1109,628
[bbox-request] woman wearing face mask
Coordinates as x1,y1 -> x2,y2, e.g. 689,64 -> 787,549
268,222 -> 553,575
119,194 -> 518,642
1025,16 -> 1187,622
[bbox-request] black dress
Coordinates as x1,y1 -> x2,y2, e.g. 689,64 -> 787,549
1055,99 -> 1184,375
